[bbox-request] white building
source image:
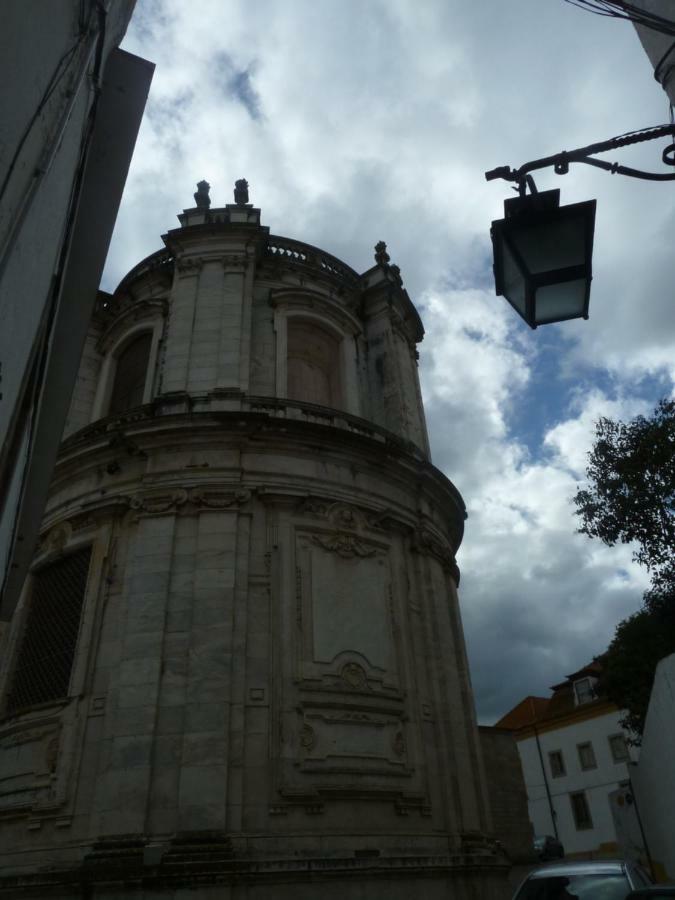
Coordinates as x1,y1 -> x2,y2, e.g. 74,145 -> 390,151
497,661 -> 637,858
630,653 -> 675,881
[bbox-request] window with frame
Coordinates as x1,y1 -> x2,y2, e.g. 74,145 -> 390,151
5,548 -> 91,715
109,332 -> 152,414
577,741 -> 597,770
570,791 -> 593,830
573,677 -> 596,705
549,750 -> 566,778
608,733 -> 630,762
286,320 -> 341,408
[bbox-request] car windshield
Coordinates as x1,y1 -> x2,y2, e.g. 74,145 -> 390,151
517,874 -> 631,900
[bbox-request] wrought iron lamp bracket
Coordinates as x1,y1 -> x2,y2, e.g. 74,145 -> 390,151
486,124 -> 675,195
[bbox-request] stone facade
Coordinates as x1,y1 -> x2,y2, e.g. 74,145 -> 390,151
0,189 -> 508,897
479,725 -> 535,863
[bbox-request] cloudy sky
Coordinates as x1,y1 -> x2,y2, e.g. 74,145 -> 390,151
105,0 -> 675,723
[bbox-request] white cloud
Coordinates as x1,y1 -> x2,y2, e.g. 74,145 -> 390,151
110,0 -> 675,721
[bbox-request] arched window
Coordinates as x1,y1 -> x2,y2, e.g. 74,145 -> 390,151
108,332 -> 152,414
287,320 -> 341,408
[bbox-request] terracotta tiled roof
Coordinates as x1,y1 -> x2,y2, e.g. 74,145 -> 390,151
494,695 -> 549,729
495,658 -> 612,731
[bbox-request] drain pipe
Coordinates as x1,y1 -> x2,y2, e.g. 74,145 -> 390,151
533,724 -> 558,840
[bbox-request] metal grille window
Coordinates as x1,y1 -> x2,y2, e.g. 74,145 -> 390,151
109,332 -> 152,414
6,548 -> 91,714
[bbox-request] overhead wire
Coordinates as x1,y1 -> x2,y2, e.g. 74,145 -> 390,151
562,0 -> 675,37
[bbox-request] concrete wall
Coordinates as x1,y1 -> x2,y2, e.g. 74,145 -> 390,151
631,653 -> 675,881
0,1 -> 152,621
479,726 -> 534,862
517,709 -> 636,856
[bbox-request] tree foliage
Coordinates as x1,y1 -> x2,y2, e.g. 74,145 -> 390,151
576,398 -> 675,740
574,399 -> 675,586
601,581 -> 675,742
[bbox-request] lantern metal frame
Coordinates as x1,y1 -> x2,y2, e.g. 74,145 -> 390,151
491,189 -> 596,329
485,123 -> 675,327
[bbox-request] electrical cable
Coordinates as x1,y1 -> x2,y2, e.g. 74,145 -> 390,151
562,0 -> 675,37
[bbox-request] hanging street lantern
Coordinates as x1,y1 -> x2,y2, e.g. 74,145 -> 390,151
490,188 -> 596,329
485,124 -> 675,328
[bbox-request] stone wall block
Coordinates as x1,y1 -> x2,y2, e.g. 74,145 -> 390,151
162,271 -> 199,393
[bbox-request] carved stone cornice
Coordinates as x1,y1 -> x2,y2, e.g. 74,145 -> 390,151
175,256 -> 204,274
295,498 -> 399,534
309,532 -> 377,559
126,486 -> 252,519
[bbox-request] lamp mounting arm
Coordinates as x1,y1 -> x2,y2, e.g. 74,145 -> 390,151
485,124 -> 675,190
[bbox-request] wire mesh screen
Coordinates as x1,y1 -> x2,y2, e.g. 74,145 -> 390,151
6,547 -> 91,714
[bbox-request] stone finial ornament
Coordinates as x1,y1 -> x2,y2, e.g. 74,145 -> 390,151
234,178 -> 249,206
194,180 -> 211,209
374,241 -> 390,265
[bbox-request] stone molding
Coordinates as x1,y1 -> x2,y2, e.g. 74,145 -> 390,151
126,486 -> 252,519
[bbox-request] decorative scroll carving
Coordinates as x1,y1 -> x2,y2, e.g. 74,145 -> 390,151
176,256 -> 203,274
310,532 -> 376,559
188,487 -> 250,508
295,497 -> 397,534
221,255 -> 246,271
340,662 -> 369,691
392,730 -> 406,758
126,487 -> 251,518
41,523 -> 71,555
411,527 -> 460,584
299,724 -> 316,751
130,489 -> 188,516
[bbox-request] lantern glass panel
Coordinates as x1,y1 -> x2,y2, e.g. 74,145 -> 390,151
501,237 -> 527,317
509,214 -> 588,274
535,279 -> 587,324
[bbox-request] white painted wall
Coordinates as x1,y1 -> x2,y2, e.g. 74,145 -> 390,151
631,653 -> 675,880
632,1 -> 675,106
517,709 -> 637,856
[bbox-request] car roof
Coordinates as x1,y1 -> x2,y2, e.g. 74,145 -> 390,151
529,860 -> 627,879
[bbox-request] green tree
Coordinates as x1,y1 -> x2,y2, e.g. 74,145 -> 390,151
601,582 -> 675,741
574,398 -> 675,740
573,398 -> 675,587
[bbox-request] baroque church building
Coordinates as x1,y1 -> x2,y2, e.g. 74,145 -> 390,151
0,182 -> 507,898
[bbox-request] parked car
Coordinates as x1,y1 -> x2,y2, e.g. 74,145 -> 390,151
626,890 -> 675,900
534,835 -> 565,861
513,860 -> 653,900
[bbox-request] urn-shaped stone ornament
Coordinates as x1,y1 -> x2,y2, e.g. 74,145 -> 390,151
234,178 -> 249,205
194,180 -> 211,208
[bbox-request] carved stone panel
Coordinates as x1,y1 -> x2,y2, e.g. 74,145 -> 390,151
295,528 -> 396,684
296,709 -> 409,776
0,719 -> 62,813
